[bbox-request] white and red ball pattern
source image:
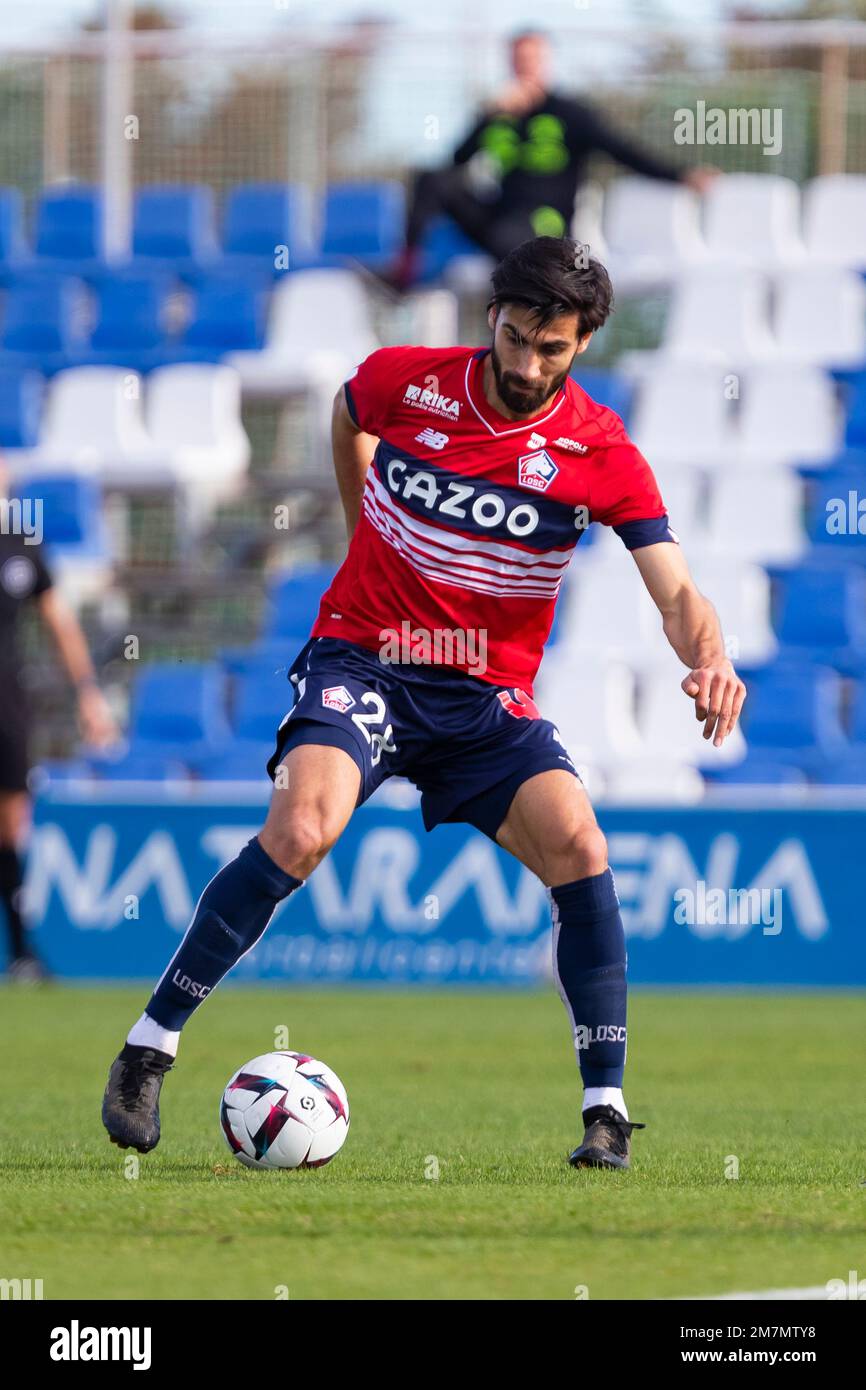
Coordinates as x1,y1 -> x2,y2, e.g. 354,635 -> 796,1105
220,1051 -> 349,1170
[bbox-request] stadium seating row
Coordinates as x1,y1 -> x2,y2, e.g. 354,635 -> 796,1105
5,173 -> 866,295
593,173 -> 866,290
0,181 -> 404,280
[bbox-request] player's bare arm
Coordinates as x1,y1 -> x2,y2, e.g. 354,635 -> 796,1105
631,541 -> 747,748
331,386 -> 377,539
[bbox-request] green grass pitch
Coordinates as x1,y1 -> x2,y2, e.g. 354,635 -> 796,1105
1,985 -> 863,1301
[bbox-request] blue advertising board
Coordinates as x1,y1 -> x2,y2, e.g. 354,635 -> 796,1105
26,783 -> 866,986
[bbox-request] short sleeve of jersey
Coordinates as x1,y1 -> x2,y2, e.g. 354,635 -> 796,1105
344,346 -> 416,437
589,416 -> 679,551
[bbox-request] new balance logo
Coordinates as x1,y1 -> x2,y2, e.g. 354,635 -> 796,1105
553,436 -> 588,454
527,431 -> 547,449
403,384 -> 461,419
415,427 -> 449,450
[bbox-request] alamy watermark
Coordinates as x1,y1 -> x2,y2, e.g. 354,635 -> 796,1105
674,101 -> 782,156
674,880 -> 782,935
0,497 -> 43,544
379,622 -> 488,676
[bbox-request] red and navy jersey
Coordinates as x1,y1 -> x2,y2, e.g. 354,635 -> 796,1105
312,344 -> 676,693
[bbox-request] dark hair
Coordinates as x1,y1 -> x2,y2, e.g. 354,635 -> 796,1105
488,237 -> 614,336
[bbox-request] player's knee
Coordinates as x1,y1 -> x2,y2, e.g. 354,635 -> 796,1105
548,824 -> 608,883
260,810 -> 337,879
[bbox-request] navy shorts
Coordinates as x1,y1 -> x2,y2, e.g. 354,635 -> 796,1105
266,637 -> 579,841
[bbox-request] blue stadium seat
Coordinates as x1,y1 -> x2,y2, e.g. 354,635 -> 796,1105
190,741 -> 274,781
0,367 -> 44,447
808,465 -> 866,559
220,183 -> 313,277
702,756 -> 809,786
233,672 -> 294,743
850,680 -> 866,743
320,181 -> 404,267
775,565 -> 866,673
76,274 -> 169,372
570,368 -> 635,425
132,185 -> 218,277
739,662 -> 848,772
0,278 -> 87,374
815,746 -> 866,784
264,566 -> 335,640
34,186 -> 103,274
220,640 -> 301,680
0,187 -> 31,281
128,663 -> 230,758
14,475 -> 105,555
167,277 -> 266,361
89,749 -> 190,781
418,216 -> 483,283
844,373 -> 866,447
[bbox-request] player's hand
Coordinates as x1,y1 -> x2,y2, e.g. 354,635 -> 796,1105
488,80 -> 545,116
681,660 -> 746,748
77,685 -> 119,748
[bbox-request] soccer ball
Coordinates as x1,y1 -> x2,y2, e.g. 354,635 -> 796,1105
219,1051 -> 349,1170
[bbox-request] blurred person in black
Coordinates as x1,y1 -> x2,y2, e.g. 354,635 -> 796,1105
390,28 -> 716,290
0,470 -> 117,982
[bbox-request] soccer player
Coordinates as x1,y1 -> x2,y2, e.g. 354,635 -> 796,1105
103,236 -> 745,1169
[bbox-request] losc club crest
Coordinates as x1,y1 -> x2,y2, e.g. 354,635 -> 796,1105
517,449 -> 559,493
322,685 -> 355,713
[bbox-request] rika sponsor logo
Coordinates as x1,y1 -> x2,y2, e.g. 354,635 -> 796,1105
403,383 -> 461,419
517,449 -> 559,492
322,685 -> 356,714
415,427 -> 449,450
553,436 -> 588,453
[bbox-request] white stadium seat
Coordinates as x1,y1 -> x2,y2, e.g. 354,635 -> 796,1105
630,364 -> 736,469
146,364 -> 251,521
735,365 -> 841,469
706,471 -> 806,565
703,174 -> 806,270
555,560 -> 670,667
602,759 -> 706,805
534,659 -> 646,770
803,174 -> 866,272
773,267 -> 866,370
25,366 -> 164,478
654,268 -> 778,367
689,557 -> 778,667
602,177 -> 707,292
637,654 -> 747,768
227,268 -> 379,397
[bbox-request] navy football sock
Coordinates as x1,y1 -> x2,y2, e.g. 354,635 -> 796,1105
145,837 -> 301,1031
550,868 -> 628,1091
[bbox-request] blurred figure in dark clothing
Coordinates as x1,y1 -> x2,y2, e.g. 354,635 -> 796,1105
391,29 -> 716,289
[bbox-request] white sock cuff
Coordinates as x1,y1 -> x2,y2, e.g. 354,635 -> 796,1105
583,1086 -> 627,1120
127,1012 -> 181,1059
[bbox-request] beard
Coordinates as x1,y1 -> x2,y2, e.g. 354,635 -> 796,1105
490,343 -> 573,416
